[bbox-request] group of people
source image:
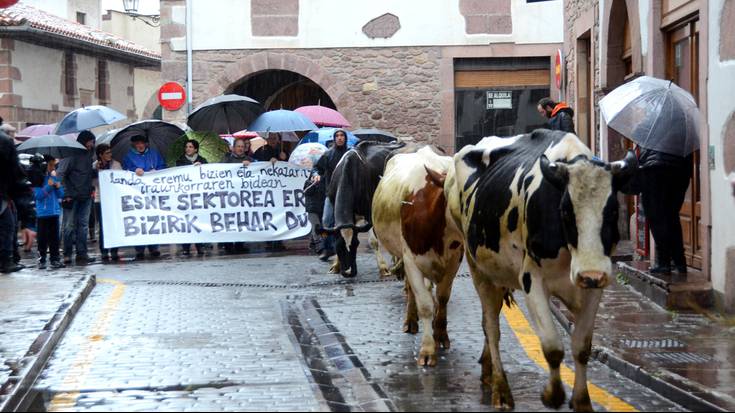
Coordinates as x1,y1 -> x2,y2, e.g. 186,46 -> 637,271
0,124 -> 298,273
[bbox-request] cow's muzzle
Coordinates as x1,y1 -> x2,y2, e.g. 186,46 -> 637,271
575,271 -> 609,289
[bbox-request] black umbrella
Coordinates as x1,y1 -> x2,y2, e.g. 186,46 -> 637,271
187,94 -> 265,134
351,128 -> 397,143
17,134 -> 87,158
108,120 -> 186,163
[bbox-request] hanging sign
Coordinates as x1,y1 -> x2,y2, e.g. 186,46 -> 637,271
486,91 -> 513,109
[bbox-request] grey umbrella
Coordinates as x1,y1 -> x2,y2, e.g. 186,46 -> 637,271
107,120 -> 186,163
351,128 -> 396,143
188,94 -> 265,134
17,134 -> 87,158
55,105 -> 127,135
599,76 -> 701,157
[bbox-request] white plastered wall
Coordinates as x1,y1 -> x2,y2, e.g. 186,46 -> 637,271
12,41 -> 65,111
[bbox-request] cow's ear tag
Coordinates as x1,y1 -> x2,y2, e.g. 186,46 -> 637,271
540,155 -> 568,191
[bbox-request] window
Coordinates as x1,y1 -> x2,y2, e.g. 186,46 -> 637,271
64,52 -> 75,97
97,60 -> 108,103
76,12 -> 85,25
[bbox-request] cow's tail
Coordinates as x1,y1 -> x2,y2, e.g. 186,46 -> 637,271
318,222 -> 373,235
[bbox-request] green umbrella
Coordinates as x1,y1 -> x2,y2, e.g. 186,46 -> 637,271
167,131 -> 230,168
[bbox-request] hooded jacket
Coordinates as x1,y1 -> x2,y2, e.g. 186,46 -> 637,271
313,140 -> 348,188
546,102 -> 576,133
34,174 -> 64,217
62,131 -> 95,200
122,145 -> 166,172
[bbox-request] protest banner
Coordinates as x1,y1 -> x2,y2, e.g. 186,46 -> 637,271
99,162 -> 312,248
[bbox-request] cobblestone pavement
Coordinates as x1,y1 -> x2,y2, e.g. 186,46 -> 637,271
31,252 -> 685,411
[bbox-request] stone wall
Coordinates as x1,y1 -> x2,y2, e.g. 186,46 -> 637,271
160,0 -> 445,145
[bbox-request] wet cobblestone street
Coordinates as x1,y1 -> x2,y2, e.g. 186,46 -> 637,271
31,252 -> 686,411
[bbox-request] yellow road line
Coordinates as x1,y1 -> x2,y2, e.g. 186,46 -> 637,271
502,304 -> 638,412
47,278 -> 126,412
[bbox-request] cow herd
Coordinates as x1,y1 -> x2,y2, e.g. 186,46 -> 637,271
321,129 -> 637,412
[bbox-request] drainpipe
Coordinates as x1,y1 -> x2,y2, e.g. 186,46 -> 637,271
186,0 -> 193,115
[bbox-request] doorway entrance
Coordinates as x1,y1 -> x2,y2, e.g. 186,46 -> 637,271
228,70 -> 335,111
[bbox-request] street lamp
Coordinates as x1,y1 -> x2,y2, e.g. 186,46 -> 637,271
122,0 -> 160,27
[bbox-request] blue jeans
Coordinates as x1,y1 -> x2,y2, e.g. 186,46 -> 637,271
321,198 -> 336,254
0,204 -> 16,262
63,198 -> 92,257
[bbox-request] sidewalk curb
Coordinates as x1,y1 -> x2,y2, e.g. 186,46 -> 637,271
0,272 -> 96,412
549,301 -> 728,412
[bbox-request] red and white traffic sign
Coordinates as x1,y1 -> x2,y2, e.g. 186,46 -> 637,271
158,82 -> 186,111
554,49 -> 563,89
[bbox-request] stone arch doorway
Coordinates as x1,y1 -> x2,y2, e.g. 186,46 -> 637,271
227,70 -> 336,111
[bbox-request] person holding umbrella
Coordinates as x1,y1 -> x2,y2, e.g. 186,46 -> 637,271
93,144 -> 122,262
600,76 -> 701,276
61,130 -> 97,266
122,135 -> 166,259
312,129 -> 349,261
34,155 -> 65,269
176,139 -> 208,257
253,133 -> 287,163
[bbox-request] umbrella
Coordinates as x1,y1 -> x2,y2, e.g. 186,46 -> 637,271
16,123 -> 77,142
288,142 -> 328,169
166,131 -> 231,168
299,127 -> 359,148
107,120 -> 185,163
250,137 -> 267,153
352,128 -> 397,143
294,105 -> 351,128
188,94 -> 264,134
55,105 -> 127,135
247,109 -> 318,134
599,76 -> 701,157
17,134 -> 87,158
96,128 -> 121,146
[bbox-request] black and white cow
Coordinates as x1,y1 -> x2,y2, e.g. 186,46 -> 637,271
448,129 -> 637,411
324,140 -> 419,277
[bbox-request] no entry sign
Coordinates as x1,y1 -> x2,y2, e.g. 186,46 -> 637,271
158,82 -> 186,111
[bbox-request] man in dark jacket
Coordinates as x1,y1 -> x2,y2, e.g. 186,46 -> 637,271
312,129 -> 349,260
61,130 -> 96,265
253,133 -> 287,163
0,131 -> 29,273
538,97 -> 576,133
636,148 -> 693,275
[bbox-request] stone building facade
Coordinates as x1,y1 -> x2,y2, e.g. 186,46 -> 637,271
160,0 -> 565,152
0,3 -> 159,131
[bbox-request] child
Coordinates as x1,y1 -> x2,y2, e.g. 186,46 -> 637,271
34,155 -> 65,269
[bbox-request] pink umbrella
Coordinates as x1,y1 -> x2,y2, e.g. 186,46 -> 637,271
16,123 -> 76,142
294,105 -> 351,128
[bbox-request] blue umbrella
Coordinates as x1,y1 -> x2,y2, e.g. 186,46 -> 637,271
55,105 -> 127,135
299,127 -> 359,148
247,109 -> 318,133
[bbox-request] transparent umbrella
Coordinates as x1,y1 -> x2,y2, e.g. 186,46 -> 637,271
599,76 -> 701,157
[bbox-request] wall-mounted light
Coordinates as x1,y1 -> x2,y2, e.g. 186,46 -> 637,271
122,0 -> 160,27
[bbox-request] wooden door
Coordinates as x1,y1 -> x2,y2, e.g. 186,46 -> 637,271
667,19 -> 702,269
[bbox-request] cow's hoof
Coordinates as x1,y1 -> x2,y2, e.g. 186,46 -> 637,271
328,261 -> 341,274
570,393 -> 593,412
541,378 -> 565,409
403,320 -> 419,334
417,349 -> 437,367
492,378 -> 515,411
341,269 -> 356,278
433,332 -> 451,350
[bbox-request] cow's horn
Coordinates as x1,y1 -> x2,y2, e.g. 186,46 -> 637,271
540,155 -> 568,190
610,150 -> 638,176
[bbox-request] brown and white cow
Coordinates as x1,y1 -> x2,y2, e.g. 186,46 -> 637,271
372,146 -> 465,366
447,129 -> 637,411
